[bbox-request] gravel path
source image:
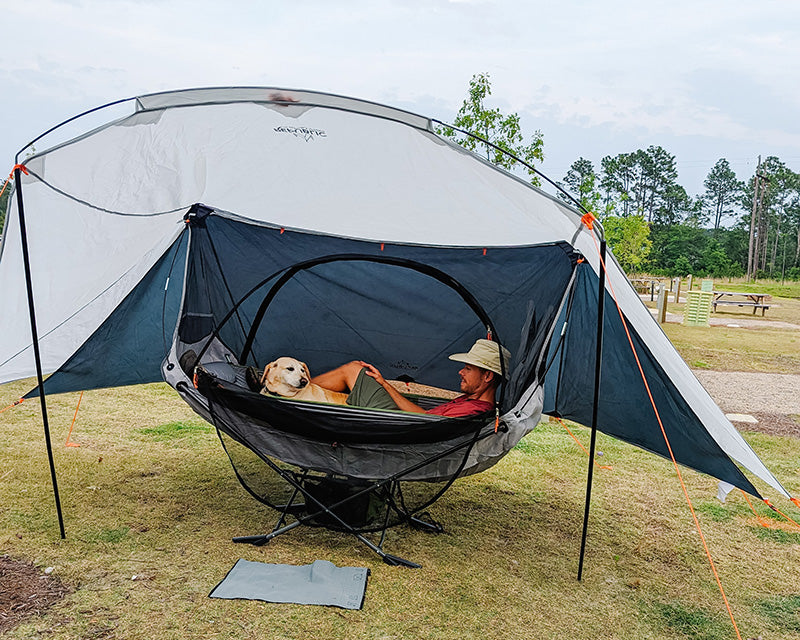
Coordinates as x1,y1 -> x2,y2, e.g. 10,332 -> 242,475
693,370 -> 800,414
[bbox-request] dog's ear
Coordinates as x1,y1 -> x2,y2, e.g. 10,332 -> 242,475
261,360 -> 277,384
300,361 -> 310,379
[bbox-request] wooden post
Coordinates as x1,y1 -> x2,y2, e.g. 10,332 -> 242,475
673,278 -> 681,304
687,274 -> 693,291
657,283 -> 667,323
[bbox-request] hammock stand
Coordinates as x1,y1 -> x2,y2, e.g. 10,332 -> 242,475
192,362 -> 504,567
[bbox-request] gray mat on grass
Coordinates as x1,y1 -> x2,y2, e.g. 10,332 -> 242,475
209,559 -> 369,610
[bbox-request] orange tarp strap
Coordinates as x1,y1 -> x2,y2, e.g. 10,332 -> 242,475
555,416 -> 612,470
2,164 -> 30,199
763,498 -> 800,530
0,398 -> 24,414
580,212 -> 596,229
740,490 -> 773,528
589,233 -> 743,640
65,391 -> 83,448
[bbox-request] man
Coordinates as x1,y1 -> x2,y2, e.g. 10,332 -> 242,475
310,338 -> 510,417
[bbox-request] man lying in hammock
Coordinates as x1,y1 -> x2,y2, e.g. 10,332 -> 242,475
311,339 -> 510,418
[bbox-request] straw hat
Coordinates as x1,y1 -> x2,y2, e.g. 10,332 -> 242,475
448,339 -> 511,377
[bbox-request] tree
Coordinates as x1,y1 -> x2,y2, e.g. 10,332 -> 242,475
701,237 -> 738,277
647,224 -> 707,275
559,157 -> 608,214
599,152 -> 636,216
439,73 -> 544,186
741,157 -> 800,278
602,214 -> 652,273
634,145 -> 680,222
659,183 -> 699,227
599,146 -> 684,221
0,180 -> 10,234
702,158 -> 743,229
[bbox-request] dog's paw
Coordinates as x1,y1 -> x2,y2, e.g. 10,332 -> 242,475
245,366 -> 263,392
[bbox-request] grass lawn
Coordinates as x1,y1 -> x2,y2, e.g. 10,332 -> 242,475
641,279 -> 800,373
1,374 -> 799,639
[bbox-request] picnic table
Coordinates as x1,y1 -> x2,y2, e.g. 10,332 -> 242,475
630,278 -> 661,300
712,291 -> 771,316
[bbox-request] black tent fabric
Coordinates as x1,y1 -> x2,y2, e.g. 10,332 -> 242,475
38,206 -> 761,496
544,266 -> 759,495
27,232 -> 188,397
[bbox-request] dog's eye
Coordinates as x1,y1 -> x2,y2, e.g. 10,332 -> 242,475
286,367 -> 294,371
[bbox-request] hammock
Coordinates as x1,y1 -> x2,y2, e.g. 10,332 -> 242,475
160,207 -> 562,565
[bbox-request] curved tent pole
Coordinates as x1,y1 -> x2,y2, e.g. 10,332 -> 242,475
13,166 -> 65,538
236,254 -> 501,368
14,96 -> 136,164
430,120 -> 591,217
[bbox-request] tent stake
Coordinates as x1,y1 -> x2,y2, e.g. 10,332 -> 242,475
577,237 -> 606,580
14,166 -> 65,539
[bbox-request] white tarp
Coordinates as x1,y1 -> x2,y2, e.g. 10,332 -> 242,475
0,87 -> 790,498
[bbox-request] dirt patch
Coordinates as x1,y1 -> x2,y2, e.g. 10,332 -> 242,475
737,412 -> 800,439
0,555 -> 69,633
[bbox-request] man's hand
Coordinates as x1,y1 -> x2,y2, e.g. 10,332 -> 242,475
360,362 -> 387,387
360,361 -> 426,414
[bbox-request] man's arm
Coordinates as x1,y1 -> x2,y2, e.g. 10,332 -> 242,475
360,363 -> 427,413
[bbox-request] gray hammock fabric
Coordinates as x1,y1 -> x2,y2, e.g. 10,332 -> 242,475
208,559 -> 369,610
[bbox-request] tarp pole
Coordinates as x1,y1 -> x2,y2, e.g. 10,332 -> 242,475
13,167 -> 66,539
577,237 -> 606,580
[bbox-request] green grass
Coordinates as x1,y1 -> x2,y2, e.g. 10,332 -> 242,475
752,526 -> 800,545
660,319 -> 800,373
753,595 -> 800,633
1,384 -> 798,639
694,502 -> 737,522
644,601 -> 730,640
136,420 -> 214,441
713,279 -> 800,300
82,527 -> 131,544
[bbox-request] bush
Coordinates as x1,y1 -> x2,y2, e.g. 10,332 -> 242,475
785,267 -> 800,281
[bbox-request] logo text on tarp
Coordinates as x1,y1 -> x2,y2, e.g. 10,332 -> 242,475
274,126 -> 327,142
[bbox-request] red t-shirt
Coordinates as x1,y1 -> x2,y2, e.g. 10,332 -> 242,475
425,396 -> 494,418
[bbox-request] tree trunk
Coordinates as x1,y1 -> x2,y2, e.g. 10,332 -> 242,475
795,224 -> 800,264
770,215 -> 781,276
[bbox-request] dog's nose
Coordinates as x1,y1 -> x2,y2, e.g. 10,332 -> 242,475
299,378 -> 308,388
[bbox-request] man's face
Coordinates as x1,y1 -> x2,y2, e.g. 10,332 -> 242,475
458,363 -> 491,395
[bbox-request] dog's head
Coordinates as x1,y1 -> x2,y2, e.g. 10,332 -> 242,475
262,357 -> 311,397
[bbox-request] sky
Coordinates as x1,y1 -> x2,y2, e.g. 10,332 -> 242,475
2,0 -> 799,199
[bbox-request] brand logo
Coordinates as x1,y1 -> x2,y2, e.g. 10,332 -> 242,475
389,360 -> 418,371
274,126 -> 327,142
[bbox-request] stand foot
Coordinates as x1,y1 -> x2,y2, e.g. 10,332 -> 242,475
408,513 -> 444,534
232,534 -> 271,546
382,553 -> 421,569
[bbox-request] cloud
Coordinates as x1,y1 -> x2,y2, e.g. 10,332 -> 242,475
1,0 -> 798,191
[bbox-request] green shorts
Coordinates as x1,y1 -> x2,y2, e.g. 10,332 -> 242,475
346,368 -> 399,411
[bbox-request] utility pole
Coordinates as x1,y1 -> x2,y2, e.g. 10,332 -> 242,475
747,156 -> 760,281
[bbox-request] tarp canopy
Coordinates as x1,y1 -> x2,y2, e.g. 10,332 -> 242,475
0,86 -> 790,500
